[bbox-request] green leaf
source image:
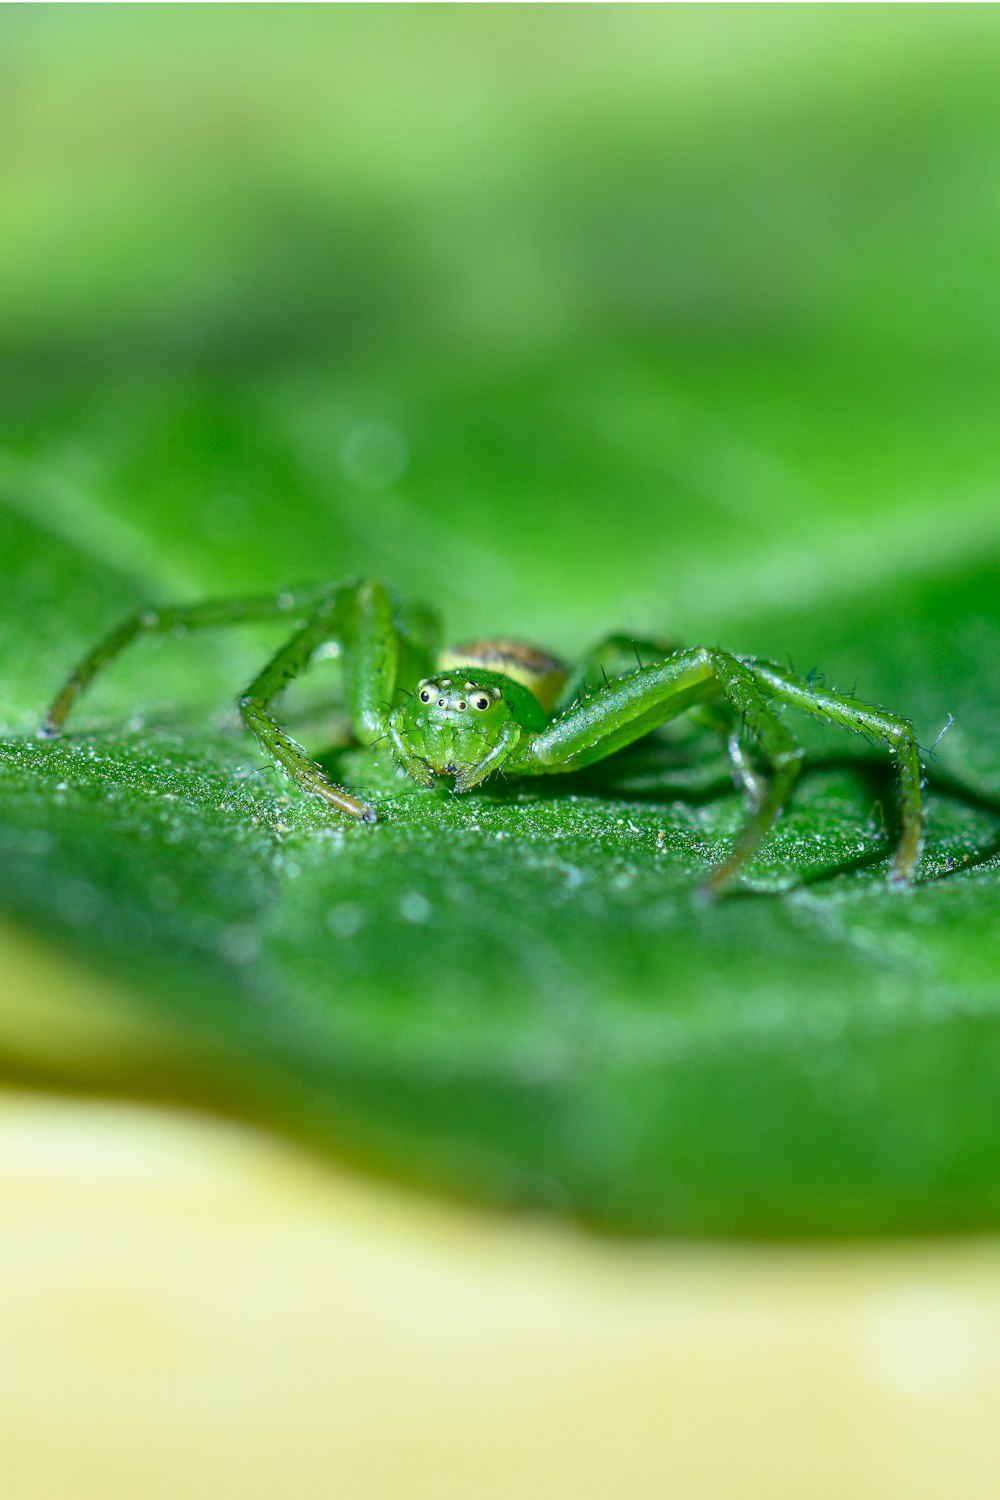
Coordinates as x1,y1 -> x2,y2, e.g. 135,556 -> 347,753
2,524 -> 999,1235
3,7 -> 1000,1235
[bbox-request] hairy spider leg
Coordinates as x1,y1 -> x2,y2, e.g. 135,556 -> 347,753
689,699 -> 770,808
697,653 -> 806,895
40,582 -> 337,736
559,634 -> 769,809
554,632 -> 684,712
510,645 -> 923,893
722,720 -> 770,807
747,660 -> 924,885
42,578 -> 422,825
238,585 -> 395,822
512,647 -> 722,775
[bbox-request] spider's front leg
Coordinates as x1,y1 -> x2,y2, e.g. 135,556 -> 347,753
42,576 -> 437,825
239,580 -> 404,823
510,647 -> 721,773
514,642 -> 926,892
41,582 -> 336,736
747,660 -> 925,886
522,648 -> 806,893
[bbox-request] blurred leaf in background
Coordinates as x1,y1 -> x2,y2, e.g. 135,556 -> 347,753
1,6 -> 1000,1236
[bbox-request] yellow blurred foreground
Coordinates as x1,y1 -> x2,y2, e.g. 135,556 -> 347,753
3,1086 -> 1000,1500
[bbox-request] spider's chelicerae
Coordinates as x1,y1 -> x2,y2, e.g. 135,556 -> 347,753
41,579 -> 925,895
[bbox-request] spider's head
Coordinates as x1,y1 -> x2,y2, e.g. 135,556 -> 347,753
391,671 -> 517,782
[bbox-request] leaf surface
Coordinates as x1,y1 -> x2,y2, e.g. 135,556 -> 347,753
2,7 -> 1000,1234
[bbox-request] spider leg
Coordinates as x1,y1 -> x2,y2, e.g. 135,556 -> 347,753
561,637 -> 766,806
508,646 -> 814,894
725,728 -> 769,808
690,701 -> 769,808
341,580 -> 403,743
41,582 -> 337,735
555,632 -> 684,711
698,652 -> 805,895
510,646 -> 722,774
238,588 -> 383,822
43,578 -> 410,825
239,581 -> 403,823
747,659 -> 924,885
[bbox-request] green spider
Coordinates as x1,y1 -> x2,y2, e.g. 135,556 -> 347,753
41,578 -> 925,894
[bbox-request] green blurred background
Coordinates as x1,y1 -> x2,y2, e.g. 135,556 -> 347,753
4,5 -> 1000,659
2,6 -> 1000,1241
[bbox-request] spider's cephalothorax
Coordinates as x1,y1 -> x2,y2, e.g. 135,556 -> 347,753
41,578 -> 928,895
386,654 -> 551,790
391,674 -> 514,786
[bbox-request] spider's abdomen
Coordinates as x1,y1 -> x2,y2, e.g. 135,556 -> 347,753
438,639 -> 567,714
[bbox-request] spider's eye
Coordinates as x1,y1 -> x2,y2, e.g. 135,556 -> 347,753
473,694 -> 491,711
419,688 -> 433,704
